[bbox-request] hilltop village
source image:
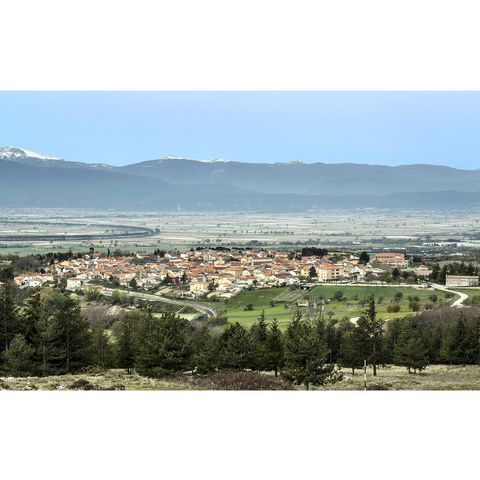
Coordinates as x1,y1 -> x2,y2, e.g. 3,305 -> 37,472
12,248 -> 442,298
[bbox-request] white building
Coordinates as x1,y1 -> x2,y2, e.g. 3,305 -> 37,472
445,275 -> 479,288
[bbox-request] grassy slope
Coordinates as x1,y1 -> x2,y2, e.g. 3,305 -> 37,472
1,365 -> 479,390
223,285 -> 455,328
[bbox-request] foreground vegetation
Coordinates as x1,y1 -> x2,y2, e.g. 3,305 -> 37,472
1,364 -> 478,390
1,279 -> 479,390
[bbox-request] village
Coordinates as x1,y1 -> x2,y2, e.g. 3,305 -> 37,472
12,248 -> 442,299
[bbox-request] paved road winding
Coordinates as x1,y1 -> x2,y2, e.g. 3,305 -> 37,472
431,283 -> 469,308
97,287 -> 218,319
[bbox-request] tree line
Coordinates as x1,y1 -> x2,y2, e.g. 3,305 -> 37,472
1,283 -> 479,389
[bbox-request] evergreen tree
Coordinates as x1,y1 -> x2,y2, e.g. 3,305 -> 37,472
359,251 -> 370,265
47,296 -> 93,374
190,326 -> 219,374
265,318 -> 284,377
2,334 -> 34,377
21,289 -> 48,375
0,282 -> 19,354
219,322 -> 255,370
353,295 -> 384,376
115,314 -> 137,373
135,312 -> 191,377
337,322 -> 364,375
448,315 -> 478,366
393,319 -> 429,373
282,313 -> 338,390
250,311 -> 269,370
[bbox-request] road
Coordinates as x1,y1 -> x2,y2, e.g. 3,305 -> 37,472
97,286 -> 218,319
431,283 -> 469,308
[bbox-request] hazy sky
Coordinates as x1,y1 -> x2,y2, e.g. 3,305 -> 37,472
1,91 -> 480,168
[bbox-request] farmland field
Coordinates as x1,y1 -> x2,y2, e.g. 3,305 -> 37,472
3,208 -> 480,254
223,285 -> 458,328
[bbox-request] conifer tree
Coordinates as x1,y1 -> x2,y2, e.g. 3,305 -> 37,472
0,282 -> 19,354
393,319 -> 429,373
282,313 -> 338,390
337,322 -> 363,375
250,310 -> 269,370
47,296 -> 93,374
448,315 -> 478,366
265,318 -> 284,377
135,312 -> 191,377
219,322 -> 255,370
190,326 -> 220,374
2,334 -> 34,377
115,314 -> 137,373
354,295 -> 384,376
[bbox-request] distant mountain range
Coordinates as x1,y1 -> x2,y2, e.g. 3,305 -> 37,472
1,146 -> 480,211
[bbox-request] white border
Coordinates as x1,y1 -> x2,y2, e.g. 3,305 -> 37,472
1,1 -> 480,479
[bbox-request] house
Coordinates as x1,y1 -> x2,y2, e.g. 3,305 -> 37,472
316,264 -> 344,281
373,252 -> 408,268
66,278 -> 84,291
189,277 -> 210,295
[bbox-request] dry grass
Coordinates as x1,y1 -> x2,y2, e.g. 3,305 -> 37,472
1,365 -> 479,391
0,369 -> 202,391
321,364 -> 480,391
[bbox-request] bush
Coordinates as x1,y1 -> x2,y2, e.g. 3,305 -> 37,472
68,378 -> 96,390
387,304 -> 401,313
332,291 -> 344,301
244,303 -> 254,311
178,371 -> 294,390
409,300 -> 421,312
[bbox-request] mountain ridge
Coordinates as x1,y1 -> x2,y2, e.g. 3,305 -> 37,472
1,146 -> 480,211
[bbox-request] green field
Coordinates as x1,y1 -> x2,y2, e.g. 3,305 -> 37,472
223,285 -> 457,329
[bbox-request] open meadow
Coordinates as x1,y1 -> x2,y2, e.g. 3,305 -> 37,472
222,285 -> 457,329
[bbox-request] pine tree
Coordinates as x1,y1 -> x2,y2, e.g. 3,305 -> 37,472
135,312 -> 191,377
393,319 -> 429,373
448,315 -> 478,366
250,310 -> 269,370
2,334 -> 34,377
47,296 -> 93,374
190,326 -> 219,374
265,318 -> 284,377
353,295 -> 384,376
0,282 -> 19,354
219,322 -> 255,370
337,322 -> 364,375
282,313 -> 338,390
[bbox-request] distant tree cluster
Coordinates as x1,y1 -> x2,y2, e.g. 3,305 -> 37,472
301,247 -> 328,257
430,262 -> 479,284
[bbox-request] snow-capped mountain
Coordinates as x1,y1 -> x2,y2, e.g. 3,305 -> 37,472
0,146 -> 62,161
0,146 -> 113,170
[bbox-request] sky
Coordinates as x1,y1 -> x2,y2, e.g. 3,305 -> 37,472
1,91 -> 480,168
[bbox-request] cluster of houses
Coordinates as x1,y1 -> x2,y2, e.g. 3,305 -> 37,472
10,248 -> 431,298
